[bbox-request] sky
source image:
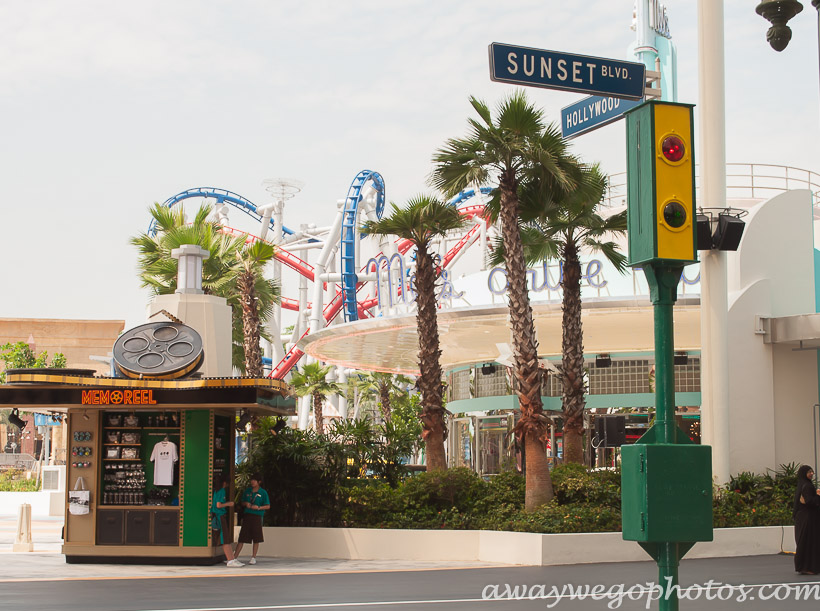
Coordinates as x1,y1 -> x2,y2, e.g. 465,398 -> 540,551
1,0 -> 818,334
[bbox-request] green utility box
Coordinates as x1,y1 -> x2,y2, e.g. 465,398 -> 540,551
621,444 -> 713,543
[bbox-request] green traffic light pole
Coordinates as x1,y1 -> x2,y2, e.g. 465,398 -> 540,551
623,99 -> 713,611
641,263 -> 692,611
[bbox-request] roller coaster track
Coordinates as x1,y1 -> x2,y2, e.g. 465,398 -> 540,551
340,171 -> 385,323
151,187 -> 295,238
221,226 -> 318,283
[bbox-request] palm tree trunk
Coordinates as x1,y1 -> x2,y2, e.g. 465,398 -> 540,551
498,170 -> 553,508
379,381 -> 391,423
415,244 -> 448,471
238,270 -> 263,378
313,393 -> 324,435
561,239 -> 586,464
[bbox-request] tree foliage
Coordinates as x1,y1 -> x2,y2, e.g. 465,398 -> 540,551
431,91 -> 572,506
130,203 -> 279,373
0,341 -> 66,383
290,362 -> 341,434
362,196 -> 467,471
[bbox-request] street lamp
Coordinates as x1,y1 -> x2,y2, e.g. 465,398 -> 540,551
756,0 -> 820,52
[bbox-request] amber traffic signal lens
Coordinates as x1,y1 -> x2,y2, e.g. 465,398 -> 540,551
661,135 -> 685,162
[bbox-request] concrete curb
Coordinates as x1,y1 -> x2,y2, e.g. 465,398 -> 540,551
254,525 -> 796,566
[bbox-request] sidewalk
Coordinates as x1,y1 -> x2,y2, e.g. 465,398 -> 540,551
0,514 -> 498,582
0,551 -> 499,582
0,514 -> 63,553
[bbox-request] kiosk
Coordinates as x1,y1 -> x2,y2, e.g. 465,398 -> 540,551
0,369 -> 293,564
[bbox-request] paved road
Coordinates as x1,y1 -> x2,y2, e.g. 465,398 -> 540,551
0,554 -> 818,610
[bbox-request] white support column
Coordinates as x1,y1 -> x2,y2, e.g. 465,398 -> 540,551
297,395 -> 311,430
171,245 -> 209,294
270,201 -> 286,366
337,367 -> 349,420
698,0 -> 731,485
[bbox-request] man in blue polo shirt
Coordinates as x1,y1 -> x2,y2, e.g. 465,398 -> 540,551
234,473 -> 270,565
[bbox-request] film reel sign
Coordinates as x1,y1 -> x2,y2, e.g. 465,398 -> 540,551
112,322 -> 204,380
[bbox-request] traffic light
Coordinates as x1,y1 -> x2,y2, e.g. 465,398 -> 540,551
625,101 -> 697,267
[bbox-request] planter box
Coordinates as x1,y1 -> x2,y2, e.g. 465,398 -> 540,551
253,525 -> 796,566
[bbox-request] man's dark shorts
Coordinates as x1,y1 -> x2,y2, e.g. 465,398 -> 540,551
238,514 -> 264,543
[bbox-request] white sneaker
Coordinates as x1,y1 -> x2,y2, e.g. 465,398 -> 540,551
249,557 -> 257,565
226,559 -> 244,567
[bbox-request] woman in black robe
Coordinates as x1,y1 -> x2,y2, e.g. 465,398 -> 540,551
794,465 -> 820,574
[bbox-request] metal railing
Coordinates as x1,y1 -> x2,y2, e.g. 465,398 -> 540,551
604,164 -> 820,211
0,452 -> 37,471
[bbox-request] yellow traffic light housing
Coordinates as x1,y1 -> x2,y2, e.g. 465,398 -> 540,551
626,101 -> 697,267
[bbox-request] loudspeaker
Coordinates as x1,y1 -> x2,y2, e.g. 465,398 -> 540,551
674,353 -> 689,366
8,409 -> 27,430
696,214 -> 713,250
713,213 -> 745,251
595,355 -> 611,368
481,364 -> 497,375
604,416 -> 626,447
594,417 -> 606,441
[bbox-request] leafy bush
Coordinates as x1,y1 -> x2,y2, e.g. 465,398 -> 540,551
0,469 -> 38,492
400,467 -> 486,513
240,416 -> 421,526
503,503 -> 622,533
551,463 -> 621,508
243,423 -> 799,534
713,462 -> 798,527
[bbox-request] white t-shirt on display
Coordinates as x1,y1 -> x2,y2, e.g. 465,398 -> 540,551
150,440 -> 178,486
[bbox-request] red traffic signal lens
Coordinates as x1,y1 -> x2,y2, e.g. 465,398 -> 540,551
661,135 -> 685,162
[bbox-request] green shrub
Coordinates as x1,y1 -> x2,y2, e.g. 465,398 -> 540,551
0,469 -> 38,492
500,502 -> 621,533
551,463 -> 621,509
399,467 -> 486,514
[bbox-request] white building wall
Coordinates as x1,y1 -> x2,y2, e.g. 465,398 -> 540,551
772,343 -> 819,469
726,189 -> 818,475
726,279 -> 776,474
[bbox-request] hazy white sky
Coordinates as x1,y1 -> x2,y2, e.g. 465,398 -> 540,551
1,0 -> 817,333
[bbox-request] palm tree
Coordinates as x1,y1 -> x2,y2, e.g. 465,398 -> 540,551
130,203 -> 240,296
290,362 -> 341,435
431,92 -> 576,508
131,203 -> 278,372
352,371 -> 413,423
512,164 -> 627,464
231,241 -> 278,377
361,196 -> 467,471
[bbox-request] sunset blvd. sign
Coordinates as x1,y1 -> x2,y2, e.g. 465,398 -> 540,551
489,42 -> 646,100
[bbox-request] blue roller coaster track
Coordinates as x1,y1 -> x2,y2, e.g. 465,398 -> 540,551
446,186 -> 494,207
148,187 -> 295,238
340,170 -> 386,323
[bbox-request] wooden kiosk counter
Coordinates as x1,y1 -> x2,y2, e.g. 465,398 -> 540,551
0,370 -> 294,564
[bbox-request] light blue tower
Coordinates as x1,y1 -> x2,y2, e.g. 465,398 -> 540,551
628,0 -> 677,102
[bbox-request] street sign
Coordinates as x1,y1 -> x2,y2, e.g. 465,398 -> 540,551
561,94 -> 643,139
489,42 -> 646,100
34,413 -> 60,427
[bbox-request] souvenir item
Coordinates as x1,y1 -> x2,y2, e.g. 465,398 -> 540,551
121,447 -> 138,459
68,477 -> 90,515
